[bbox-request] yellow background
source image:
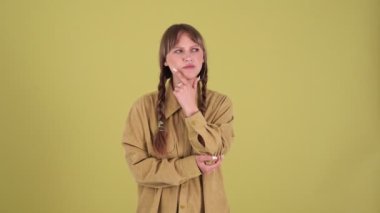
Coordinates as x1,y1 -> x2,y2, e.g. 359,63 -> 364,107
1,0 -> 379,212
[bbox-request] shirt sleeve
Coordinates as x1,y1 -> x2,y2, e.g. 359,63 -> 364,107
184,95 -> 234,155
121,98 -> 201,188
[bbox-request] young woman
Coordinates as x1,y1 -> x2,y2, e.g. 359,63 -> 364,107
122,23 -> 234,213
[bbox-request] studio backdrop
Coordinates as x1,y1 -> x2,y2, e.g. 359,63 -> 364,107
1,0 -> 379,212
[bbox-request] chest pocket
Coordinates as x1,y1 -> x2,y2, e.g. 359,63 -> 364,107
165,129 -> 178,157
166,112 -> 193,158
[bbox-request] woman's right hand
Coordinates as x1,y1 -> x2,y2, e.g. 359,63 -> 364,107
195,155 -> 223,174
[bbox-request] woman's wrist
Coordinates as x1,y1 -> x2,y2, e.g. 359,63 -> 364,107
184,107 -> 199,117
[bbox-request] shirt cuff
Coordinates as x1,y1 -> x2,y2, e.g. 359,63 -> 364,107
184,111 -> 207,132
178,155 -> 201,178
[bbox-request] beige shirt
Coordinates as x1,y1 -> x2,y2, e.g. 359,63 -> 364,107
122,81 -> 234,213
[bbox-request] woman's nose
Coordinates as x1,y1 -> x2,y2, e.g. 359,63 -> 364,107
183,54 -> 192,62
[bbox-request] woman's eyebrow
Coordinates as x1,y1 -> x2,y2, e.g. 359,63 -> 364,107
173,44 -> 200,49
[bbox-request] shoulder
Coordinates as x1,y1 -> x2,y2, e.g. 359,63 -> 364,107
129,91 -> 158,113
205,89 -> 233,112
206,89 -> 232,106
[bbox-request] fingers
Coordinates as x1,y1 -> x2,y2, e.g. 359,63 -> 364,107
174,81 -> 183,91
204,159 -> 221,173
193,76 -> 200,89
195,155 -> 223,174
201,158 -> 221,174
172,67 -> 200,90
172,68 -> 189,85
199,155 -> 213,161
197,155 -> 218,162
173,78 -> 198,92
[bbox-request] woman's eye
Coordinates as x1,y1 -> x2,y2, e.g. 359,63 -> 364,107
174,49 -> 182,54
191,48 -> 199,52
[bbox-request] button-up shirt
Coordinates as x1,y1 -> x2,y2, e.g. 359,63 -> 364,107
122,80 -> 234,213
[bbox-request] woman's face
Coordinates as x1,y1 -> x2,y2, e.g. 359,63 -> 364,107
164,33 -> 204,80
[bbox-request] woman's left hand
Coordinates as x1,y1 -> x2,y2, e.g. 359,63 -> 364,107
195,155 -> 223,174
172,68 -> 200,117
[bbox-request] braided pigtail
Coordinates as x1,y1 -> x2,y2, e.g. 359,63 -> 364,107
153,71 -> 168,155
199,65 -> 208,115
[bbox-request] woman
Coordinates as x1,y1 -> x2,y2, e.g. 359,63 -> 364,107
122,23 -> 234,213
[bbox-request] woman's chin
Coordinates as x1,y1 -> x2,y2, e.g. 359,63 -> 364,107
184,75 -> 198,81
183,72 -> 200,80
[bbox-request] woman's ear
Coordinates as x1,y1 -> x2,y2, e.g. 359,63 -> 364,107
164,61 -> 168,66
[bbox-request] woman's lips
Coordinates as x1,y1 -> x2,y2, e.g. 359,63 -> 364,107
183,64 -> 195,69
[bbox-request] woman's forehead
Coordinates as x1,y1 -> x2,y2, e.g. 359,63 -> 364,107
176,34 -> 199,45
174,32 -> 201,46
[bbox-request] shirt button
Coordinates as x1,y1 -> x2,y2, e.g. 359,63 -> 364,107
180,204 -> 186,209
